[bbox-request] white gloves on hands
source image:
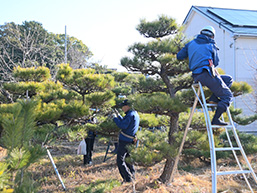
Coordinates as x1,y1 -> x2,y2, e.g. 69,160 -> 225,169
113,108 -> 120,117
110,113 -> 117,119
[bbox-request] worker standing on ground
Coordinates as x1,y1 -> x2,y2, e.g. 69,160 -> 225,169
112,99 -> 139,183
177,26 -> 233,126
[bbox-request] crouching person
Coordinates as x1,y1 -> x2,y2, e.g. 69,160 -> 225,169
177,26 -> 233,126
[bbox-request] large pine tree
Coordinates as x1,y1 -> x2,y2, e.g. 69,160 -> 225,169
120,15 -> 255,183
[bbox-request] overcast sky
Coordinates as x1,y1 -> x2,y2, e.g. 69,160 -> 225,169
1,0 -> 257,71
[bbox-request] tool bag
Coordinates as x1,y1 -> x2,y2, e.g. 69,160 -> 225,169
77,139 -> 87,155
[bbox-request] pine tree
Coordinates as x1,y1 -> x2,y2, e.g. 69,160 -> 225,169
120,15 -> 255,183
0,99 -> 45,192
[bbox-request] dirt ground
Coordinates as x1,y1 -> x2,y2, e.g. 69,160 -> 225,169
22,139 -> 257,193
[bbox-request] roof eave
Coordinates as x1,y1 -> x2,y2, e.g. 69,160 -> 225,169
182,6 -> 194,25
183,6 -> 235,34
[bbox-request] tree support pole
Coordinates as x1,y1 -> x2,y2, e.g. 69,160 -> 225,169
46,147 -> 66,191
170,87 -> 200,182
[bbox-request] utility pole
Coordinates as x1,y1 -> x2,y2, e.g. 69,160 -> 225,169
65,25 -> 67,64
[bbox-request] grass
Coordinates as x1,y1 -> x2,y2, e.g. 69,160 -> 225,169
75,179 -> 121,193
27,139 -> 257,193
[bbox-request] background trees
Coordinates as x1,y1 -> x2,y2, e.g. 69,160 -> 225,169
0,21 -> 92,83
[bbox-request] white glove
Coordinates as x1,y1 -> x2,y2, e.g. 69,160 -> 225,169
112,108 -> 120,117
110,113 -> 117,119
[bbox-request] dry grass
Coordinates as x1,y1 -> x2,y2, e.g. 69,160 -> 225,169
25,140 -> 257,193
0,146 -> 7,161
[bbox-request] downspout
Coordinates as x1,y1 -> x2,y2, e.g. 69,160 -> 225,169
222,29 -> 225,68
233,35 -> 238,109
233,35 -> 238,82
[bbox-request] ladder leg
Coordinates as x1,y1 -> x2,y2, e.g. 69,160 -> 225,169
226,109 -> 257,192
202,106 -> 217,193
195,83 -> 217,193
220,111 -> 253,192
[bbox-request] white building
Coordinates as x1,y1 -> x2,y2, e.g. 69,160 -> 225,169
182,6 -> 257,132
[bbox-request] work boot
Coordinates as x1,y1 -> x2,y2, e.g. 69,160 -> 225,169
111,142 -> 118,154
211,106 -> 228,126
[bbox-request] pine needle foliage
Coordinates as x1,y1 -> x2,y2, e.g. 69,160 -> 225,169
138,113 -> 160,128
231,81 -> 253,97
230,106 -> 257,125
38,80 -> 80,103
136,15 -> 179,38
220,130 -> 257,155
85,90 -> 116,109
36,100 -> 63,123
85,119 -> 120,137
0,99 -> 45,192
1,100 -> 37,151
133,92 -> 188,115
0,162 -> 12,191
56,63 -> 115,94
3,82 -> 44,98
62,100 -> 90,119
112,72 -> 129,82
13,66 -> 50,82
136,76 -> 166,93
111,86 -> 131,96
128,129 -> 176,167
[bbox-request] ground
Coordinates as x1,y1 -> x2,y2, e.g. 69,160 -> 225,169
25,140 -> 257,193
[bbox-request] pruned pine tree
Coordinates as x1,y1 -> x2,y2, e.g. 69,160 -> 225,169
120,15 -> 255,183
1,65 -> 116,134
120,15 -> 192,183
56,63 -> 116,111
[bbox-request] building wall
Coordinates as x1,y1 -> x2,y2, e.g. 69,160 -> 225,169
183,12 -> 235,76
233,37 -> 257,131
183,11 -> 257,132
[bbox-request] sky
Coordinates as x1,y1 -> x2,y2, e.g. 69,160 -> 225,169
1,0 -> 257,71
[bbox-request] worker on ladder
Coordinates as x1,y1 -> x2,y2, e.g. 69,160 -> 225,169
177,26 -> 233,126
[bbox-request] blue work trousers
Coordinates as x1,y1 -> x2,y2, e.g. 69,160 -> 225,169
193,70 -> 233,110
117,140 -> 135,182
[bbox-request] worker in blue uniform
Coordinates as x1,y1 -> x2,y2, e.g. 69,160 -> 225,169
177,26 -> 233,126
112,99 -> 140,183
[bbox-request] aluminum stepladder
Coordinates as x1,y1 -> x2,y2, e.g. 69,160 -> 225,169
173,82 -> 257,193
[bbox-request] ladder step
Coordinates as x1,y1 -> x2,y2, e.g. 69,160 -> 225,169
217,170 -> 252,176
206,103 -> 217,107
215,147 -> 240,151
211,125 -> 233,128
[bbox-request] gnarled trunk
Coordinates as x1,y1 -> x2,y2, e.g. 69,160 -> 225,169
159,113 -> 179,183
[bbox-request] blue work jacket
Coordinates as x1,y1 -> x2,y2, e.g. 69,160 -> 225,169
177,34 -> 219,75
113,110 -> 140,142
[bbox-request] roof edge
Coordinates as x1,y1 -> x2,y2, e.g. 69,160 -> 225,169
183,6 -> 235,34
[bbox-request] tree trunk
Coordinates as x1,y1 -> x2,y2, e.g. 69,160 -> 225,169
159,113 -> 179,184
160,67 -> 175,97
